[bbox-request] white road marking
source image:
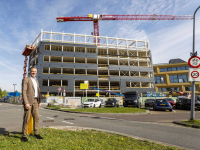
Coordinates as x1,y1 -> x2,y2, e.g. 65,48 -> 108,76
173,110 -> 176,113
18,109 -> 21,110
46,117 -> 54,120
62,121 -> 74,124
39,115 -> 42,116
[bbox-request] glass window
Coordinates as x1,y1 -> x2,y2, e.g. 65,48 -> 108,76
167,68 -> 172,71
186,66 -> 190,70
172,67 -> 176,71
169,74 -> 188,83
163,68 -> 167,72
181,66 -> 186,70
179,79 -> 183,83
185,87 -> 197,91
177,67 -> 181,71
154,76 -> 165,84
160,68 -> 164,72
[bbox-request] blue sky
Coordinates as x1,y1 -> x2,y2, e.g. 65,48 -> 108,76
0,0 -> 199,92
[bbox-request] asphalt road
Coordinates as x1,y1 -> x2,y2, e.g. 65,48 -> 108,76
1,103 -> 200,150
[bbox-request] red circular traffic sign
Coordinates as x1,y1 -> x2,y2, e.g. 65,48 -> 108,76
191,71 -> 199,78
188,56 -> 200,68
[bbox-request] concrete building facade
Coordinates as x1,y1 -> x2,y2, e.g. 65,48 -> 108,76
28,30 -> 155,97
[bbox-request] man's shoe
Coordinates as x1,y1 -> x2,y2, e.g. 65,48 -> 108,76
34,134 -> 43,139
21,137 -> 28,142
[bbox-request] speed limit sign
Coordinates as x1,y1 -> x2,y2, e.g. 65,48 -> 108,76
188,56 -> 200,68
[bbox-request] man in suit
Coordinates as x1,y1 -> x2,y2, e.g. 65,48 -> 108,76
21,67 -> 43,142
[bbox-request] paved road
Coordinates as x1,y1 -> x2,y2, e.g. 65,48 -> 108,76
1,103 -> 200,150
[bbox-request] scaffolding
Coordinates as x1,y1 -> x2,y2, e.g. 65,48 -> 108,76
29,30 -> 154,96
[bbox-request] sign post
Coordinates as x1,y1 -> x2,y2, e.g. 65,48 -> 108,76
189,6 -> 200,120
80,83 -> 89,109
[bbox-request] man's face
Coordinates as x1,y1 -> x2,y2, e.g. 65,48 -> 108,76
30,68 -> 37,78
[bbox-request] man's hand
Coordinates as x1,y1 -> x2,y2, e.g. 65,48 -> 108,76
38,103 -> 41,108
25,104 -> 31,110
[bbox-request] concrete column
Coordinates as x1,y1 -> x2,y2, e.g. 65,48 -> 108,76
48,79 -> 49,86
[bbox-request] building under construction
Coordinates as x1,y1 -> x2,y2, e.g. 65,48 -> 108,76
28,30 -> 155,97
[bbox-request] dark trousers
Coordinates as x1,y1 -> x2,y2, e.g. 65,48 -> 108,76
22,98 -> 39,137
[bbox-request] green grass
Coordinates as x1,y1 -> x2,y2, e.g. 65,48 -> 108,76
181,119 -> 200,125
0,128 -> 182,150
47,106 -> 146,113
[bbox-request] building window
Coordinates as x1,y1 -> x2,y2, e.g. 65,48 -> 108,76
185,87 -> 197,91
155,76 -> 165,84
160,68 -> 167,72
160,66 -> 189,72
186,66 -> 190,70
158,87 -> 179,92
169,75 -> 187,83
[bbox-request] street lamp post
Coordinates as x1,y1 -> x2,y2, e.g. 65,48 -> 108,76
13,84 -> 17,92
190,6 -> 200,120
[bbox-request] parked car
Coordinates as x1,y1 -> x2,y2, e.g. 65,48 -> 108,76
163,98 -> 175,107
175,97 -> 200,110
153,99 -> 172,112
83,99 -> 101,108
123,91 -> 141,107
145,99 -> 155,107
104,98 -> 119,107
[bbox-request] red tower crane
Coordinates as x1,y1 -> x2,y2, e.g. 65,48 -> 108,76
56,14 -> 193,36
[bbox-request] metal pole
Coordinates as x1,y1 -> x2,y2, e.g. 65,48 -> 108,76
13,84 -> 17,92
190,6 -> 200,120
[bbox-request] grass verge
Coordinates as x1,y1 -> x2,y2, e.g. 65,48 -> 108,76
47,106 -> 146,113
0,128 -> 182,150
181,119 -> 200,128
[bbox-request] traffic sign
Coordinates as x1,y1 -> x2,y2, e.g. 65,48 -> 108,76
191,71 -> 199,78
188,56 -> 200,68
63,89 -> 66,92
57,87 -> 61,91
188,68 -> 200,81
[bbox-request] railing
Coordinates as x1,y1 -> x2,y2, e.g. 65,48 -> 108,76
31,30 -> 149,49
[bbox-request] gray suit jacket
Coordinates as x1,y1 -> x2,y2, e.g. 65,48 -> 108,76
22,77 -> 41,105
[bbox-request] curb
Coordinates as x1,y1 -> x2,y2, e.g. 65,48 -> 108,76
44,107 -> 148,114
172,121 -> 200,129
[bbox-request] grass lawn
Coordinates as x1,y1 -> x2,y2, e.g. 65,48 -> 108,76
181,119 -> 200,126
47,106 -> 146,113
0,128 -> 182,150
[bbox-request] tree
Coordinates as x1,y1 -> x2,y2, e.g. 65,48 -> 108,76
2,90 -> 7,97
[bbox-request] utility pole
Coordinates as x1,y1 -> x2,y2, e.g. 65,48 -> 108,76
190,6 -> 200,120
13,84 -> 17,92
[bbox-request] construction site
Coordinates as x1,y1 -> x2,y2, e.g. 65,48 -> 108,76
21,14 -> 194,97
26,30 -> 155,97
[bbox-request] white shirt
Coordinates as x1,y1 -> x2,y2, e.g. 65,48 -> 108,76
30,76 -> 38,98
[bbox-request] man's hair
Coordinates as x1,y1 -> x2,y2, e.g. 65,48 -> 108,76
30,67 -> 37,71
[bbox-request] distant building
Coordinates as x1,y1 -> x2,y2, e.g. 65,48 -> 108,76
153,58 -> 200,96
28,30 -> 155,97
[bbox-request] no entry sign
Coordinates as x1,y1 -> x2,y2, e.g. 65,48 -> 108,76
188,56 -> 200,68
188,68 -> 200,81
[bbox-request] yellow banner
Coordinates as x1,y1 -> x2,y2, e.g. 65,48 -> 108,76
96,93 -> 99,96
80,83 -> 88,89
